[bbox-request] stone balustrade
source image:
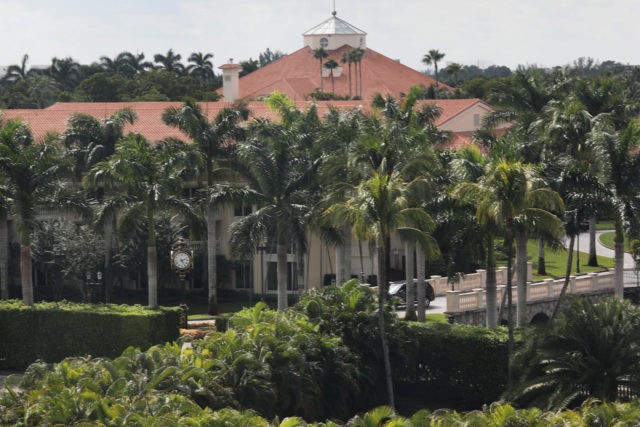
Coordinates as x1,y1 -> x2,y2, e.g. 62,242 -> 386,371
445,271 -> 615,312
429,263 -> 533,296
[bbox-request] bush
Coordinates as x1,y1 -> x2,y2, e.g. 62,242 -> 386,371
0,300 -> 179,370
394,322 -> 508,403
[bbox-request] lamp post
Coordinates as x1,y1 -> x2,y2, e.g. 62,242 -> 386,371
171,237 -> 194,328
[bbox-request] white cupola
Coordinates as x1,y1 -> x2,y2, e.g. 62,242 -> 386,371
302,10 -> 367,51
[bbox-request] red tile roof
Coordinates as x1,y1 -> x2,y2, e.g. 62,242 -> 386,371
2,99 -> 494,148
219,46 -> 451,102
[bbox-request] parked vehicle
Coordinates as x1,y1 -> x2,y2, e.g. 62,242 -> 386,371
388,280 -> 435,307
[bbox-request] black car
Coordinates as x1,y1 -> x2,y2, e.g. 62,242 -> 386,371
388,280 -> 435,307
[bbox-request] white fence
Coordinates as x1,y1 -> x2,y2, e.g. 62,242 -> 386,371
429,263 -> 533,295
445,270 -> 615,312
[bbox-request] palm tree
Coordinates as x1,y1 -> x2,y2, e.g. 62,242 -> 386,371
351,48 -> 365,98
48,57 -> 81,91
324,58 -> 339,93
422,49 -> 445,87
210,117 -> 319,312
312,47 -> 328,92
187,52 -> 215,86
3,54 -> 32,83
508,297 -> 640,409
153,49 -> 185,75
64,108 -> 137,301
341,52 -> 352,98
162,100 -> 249,314
123,52 -> 153,75
86,135 -> 202,308
445,62 -> 462,87
591,119 -> 640,299
0,119 -> 71,305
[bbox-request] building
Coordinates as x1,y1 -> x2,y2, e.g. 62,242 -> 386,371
0,10 -> 507,296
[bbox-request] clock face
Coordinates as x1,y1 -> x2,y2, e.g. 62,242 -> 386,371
173,251 -> 191,270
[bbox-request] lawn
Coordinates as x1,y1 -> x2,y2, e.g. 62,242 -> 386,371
497,239 -> 614,281
598,231 -> 635,252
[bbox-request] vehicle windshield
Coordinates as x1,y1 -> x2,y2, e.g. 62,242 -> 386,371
388,283 -> 404,294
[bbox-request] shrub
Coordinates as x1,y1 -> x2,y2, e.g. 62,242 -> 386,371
0,300 -> 179,370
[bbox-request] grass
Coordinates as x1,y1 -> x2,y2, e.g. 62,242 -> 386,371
497,239 -> 614,281
599,231 -> 634,252
596,219 -> 615,230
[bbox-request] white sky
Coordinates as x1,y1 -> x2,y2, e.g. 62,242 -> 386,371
1,0 -> 639,73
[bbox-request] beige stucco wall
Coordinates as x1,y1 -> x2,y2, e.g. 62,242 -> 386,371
439,103 -> 492,132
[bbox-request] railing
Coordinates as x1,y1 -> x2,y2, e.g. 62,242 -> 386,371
429,263 -> 533,295
445,271 -> 615,312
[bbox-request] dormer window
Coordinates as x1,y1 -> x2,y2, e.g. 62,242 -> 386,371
320,37 -> 329,48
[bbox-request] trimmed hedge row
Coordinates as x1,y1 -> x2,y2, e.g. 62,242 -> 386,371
394,322 -> 508,403
0,300 -> 180,370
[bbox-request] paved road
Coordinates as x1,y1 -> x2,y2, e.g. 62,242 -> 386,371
573,230 -> 639,287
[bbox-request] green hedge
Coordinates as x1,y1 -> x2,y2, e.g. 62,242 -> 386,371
0,300 -> 180,370
394,322 -> 509,403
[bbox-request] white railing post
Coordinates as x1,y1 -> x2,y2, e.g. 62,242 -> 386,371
527,262 -> 533,282
477,269 -> 486,288
588,272 -> 597,292
545,278 -> 554,299
569,276 -> 576,293
446,290 -> 461,312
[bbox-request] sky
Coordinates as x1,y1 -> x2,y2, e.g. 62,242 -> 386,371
2,0 -> 640,73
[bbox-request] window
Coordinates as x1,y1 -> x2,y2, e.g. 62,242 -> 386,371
235,261 -> 252,289
320,37 -> 329,48
266,261 -> 297,291
473,113 -> 480,127
234,204 -> 252,217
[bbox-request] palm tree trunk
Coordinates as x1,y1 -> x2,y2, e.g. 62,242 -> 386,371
103,214 -> 115,302
404,241 -> 416,321
277,239 -> 288,311
376,244 -> 395,412
343,225 -> 352,282
537,238 -> 546,275
515,229 -> 528,327
0,211 -> 8,299
486,233 -> 497,328
20,242 -> 33,305
335,244 -> 344,285
348,61 -> 352,98
319,60 -> 324,92
416,247 -> 426,322
359,60 -> 363,98
207,207 -> 219,314
552,233 -> 575,319
588,215 -> 598,266
505,226 -> 514,388
147,245 -> 158,308
614,219 -> 624,299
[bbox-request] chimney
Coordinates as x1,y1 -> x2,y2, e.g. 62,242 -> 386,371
219,59 -> 243,102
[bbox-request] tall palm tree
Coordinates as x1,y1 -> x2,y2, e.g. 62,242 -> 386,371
48,57 -> 81,91
351,48 -> 365,98
187,52 -> 215,86
153,49 -> 185,76
422,49 -> 445,88
312,47 -> 328,92
324,58 -> 339,93
445,62 -> 462,87
162,100 -> 249,314
65,107 -> 137,301
123,52 -> 153,75
0,119 -> 71,305
341,52 -> 352,98
3,54 -> 32,83
591,119 -> 640,299
210,117 -> 320,312
86,135 -> 202,308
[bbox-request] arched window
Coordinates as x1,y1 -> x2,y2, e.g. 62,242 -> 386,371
320,37 -> 329,48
